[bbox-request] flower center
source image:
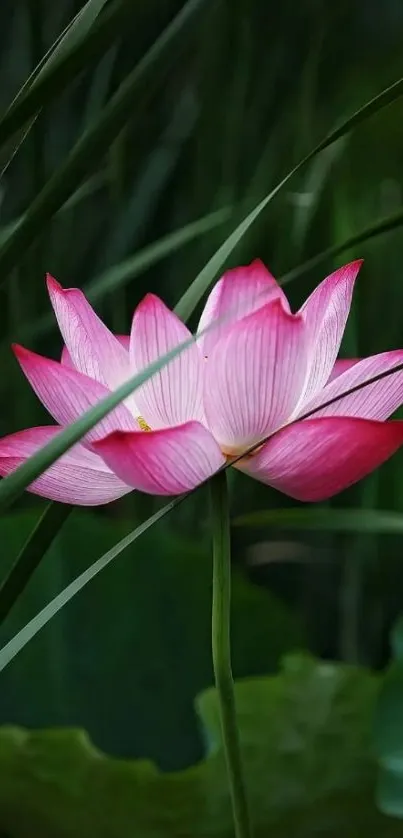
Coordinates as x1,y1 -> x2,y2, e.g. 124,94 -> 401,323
135,413 -> 263,462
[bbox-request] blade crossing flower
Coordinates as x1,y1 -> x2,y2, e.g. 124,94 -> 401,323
1,261 -> 403,504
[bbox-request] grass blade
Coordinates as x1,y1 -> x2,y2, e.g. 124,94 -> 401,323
86,207 -> 232,302
0,206 -> 230,348
0,0 -> 135,147
175,74 -> 403,320
39,0 -> 111,72
0,0 -> 208,282
0,503 -> 71,626
0,499 -> 180,673
281,206 -> 403,286
6,0 -> 110,112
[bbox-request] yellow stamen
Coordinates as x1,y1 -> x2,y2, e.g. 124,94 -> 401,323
137,416 -> 151,432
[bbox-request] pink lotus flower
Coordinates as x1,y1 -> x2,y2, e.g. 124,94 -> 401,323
1,261 -> 403,505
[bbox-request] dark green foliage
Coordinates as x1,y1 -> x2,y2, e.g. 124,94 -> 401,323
0,656 -> 402,837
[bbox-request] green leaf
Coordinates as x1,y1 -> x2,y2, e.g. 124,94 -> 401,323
0,0 -> 208,282
281,206 -> 403,287
175,74 -> 403,321
38,0 -> 111,72
233,507 -> 403,534
0,0 -> 135,147
0,502 -> 71,627
0,1 -> 110,178
9,0 -> 110,113
0,655 -> 400,837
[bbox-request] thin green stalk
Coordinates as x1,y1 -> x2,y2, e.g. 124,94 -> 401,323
210,470 -> 252,838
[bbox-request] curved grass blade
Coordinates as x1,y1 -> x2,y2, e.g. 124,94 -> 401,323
1,206 -> 230,348
0,0 -> 208,282
39,0 -> 111,71
0,1 -> 99,179
0,0 -> 135,148
174,75 -> 403,320
7,0 -> 108,111
0,499 -> 180,673
0,172 -> 106,248
83,206 -> 232,303
0,503 -> 71,626
280,206 -> 403,286
233,507 -> 403,534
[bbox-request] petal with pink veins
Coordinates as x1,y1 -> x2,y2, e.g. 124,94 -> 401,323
130,294 -> 204,429
13,345 -> 137,442
0,426 -> 131,505
203,299 -> 308,452
94,421 -> 225,495
47,275 -> 131,391
236,417 -> 403,501
61,334 -> 130,368
296,261 -> 363,407
302,349 -> 403,421
198,260 -> 290,358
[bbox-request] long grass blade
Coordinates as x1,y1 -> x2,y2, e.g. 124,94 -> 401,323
281,206 -> 403,286
0,0 -> 208,282
0,498 -> 180,673
175,75 -> 403,320
0,503 -> 71,626
1,206 -> 230,348
0,0 -> 135,147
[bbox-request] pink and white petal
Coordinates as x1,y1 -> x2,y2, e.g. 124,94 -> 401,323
94,421 -> 225,496
13,345 -> 136,442
327,358 -> 359,383
297,260 -> 362,406
61,334 -> 130,369
130,294 -> 204,429
203,299 -> 308,452
198,260 -> 290,357
0,426 -> 131,506
302,350 -> 403,421
236,417 -> 403,501
47,275 -> 130,391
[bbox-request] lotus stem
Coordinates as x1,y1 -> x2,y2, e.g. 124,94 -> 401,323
210,470 -> 252,838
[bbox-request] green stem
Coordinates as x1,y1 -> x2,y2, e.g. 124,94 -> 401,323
210,470 -> 253,838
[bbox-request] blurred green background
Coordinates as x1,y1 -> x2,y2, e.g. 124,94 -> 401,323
2,0 -> 403,835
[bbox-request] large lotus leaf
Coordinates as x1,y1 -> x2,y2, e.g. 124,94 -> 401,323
0,655 -> 402,837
